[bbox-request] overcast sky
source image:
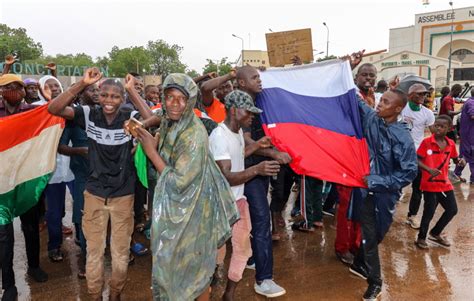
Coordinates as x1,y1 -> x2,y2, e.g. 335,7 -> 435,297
1,0 -> 472,73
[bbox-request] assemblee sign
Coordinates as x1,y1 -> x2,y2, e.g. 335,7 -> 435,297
381,60 -> 430,67
0,62 -> 109,77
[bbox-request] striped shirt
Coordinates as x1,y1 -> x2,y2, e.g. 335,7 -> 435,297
73,105 -> 136,198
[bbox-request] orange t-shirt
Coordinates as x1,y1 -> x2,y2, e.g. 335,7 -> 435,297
205,98 -> 226,123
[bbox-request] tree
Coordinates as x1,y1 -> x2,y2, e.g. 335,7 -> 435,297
317,55 -> 337,62
186,69 -> 200,78
107,46 -> 152,77
202,57 -> 233,76
147,40 -> 187,78
96,56 -> 110,70
31,53 -> 94,66
0,24 -> 43,61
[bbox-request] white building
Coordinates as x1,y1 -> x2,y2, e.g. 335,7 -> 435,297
362,6 -> 474,89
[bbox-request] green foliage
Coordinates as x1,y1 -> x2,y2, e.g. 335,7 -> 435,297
202,57 -> 233,76
0,24 -> 43,61
147,40 -> 187,79
95,56 -> 110,70
107,46 -> 152,77
186,69 -> 200,78
317,55 -> 338,62
0,25 -> 188,79
28,53 -> 94,66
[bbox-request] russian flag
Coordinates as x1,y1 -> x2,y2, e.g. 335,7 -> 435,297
256,60 -> 370,187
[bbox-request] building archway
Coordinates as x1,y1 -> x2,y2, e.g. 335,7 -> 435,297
436,39 -> 474,60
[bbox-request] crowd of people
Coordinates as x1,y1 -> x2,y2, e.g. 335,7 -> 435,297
0,50 -> 473,301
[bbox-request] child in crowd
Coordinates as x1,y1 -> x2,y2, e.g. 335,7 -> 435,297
415,115 -> 465,249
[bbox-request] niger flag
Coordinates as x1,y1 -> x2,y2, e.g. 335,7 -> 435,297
0,105 -> 64,224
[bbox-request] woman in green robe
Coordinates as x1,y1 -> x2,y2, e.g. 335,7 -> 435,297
136,73 -> 239,301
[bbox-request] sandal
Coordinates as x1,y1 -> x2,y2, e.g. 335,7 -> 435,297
135,222 -> 146,232
77,270 -> 86,279
39,221 -> 47,232
277,216 -> 285,227
291,221 -> 315,232
272,233 -> 281,241
313,221 -> 324,228
131,242 -> 148,256
62,224 -> 73,235
128,253 -> 135,266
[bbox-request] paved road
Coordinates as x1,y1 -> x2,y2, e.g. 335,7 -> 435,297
3,178 -> 473,300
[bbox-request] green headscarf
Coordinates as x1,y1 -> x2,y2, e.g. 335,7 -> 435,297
151,74 -> 239,300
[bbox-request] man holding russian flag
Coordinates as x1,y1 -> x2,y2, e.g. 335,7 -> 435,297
255,54 -> 417,301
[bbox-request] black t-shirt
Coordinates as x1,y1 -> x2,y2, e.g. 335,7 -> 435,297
244,117 -> 269,168
73,105 -> 136,198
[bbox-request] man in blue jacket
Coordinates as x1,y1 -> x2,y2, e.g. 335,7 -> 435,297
350,88 -> 418,301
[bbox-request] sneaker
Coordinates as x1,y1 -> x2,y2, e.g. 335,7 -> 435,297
406,216 -> 420,229
363,283 -> 382,301
27,267 -> 48,282
254,279 -> 286,298
415,239 -> 429,249
246,263 -> 256,270
428,234 -> 451,247
48,249 -> 64,262
336,251 -> 354,265
349,263 -> 368,280
291,221 -> 315,232
1,286 -> 18,301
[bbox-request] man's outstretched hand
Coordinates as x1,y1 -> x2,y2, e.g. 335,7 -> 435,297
340,50 -> 365,70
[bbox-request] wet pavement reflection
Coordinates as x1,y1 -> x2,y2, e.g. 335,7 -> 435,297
2,179 -> 473,300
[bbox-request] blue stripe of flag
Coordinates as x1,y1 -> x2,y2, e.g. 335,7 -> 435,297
256,87 -> 363,139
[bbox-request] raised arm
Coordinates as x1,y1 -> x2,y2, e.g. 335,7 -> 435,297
124,74 -> 155,120
193,72 -> 215,86
45,63 -> 57,78
200,70 -> 236,106
48,67 -> 102,120
2,55 -> 17,75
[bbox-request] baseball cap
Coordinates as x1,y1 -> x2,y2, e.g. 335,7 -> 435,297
163,83 -> 189,99
224,90 -> 262,114
0,74 -> 25,87
408,83 -> 429,94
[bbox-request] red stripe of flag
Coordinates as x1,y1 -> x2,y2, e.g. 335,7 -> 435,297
0,105 -> 65,152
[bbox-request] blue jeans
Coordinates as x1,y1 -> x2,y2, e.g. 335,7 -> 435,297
45,181 -> 74,251
244,175 -> 273,282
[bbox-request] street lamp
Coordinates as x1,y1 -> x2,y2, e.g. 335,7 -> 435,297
446,1 -> 454,85
323,22 -> 329,58
232,34 -> 244,66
